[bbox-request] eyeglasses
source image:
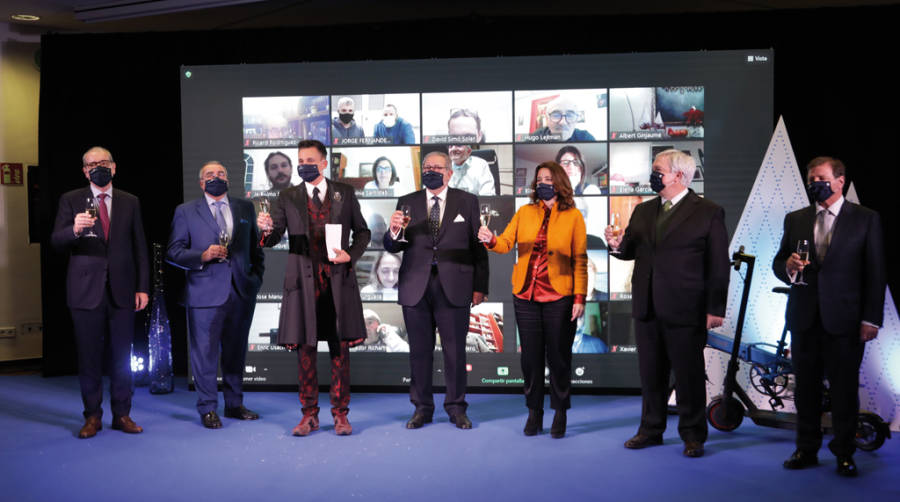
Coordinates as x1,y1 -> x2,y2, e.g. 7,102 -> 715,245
84,160 -> 113,169
423,164 -> 447,172
202,171 -> 227,180
559,159 -> 582,167
548,110 -> 580,123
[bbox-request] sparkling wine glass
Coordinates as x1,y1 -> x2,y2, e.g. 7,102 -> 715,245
218,229 -> 231,263
259,199 -> 271,232
479,204 -> 492,242
83,197 -> 99,238
795,240 -> 809,286
398,205 -> 411,243
609,212 -> 622,254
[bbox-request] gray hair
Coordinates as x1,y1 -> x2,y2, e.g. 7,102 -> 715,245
422,151 -> 450,169
654,149 -> 695,187
198,160 -> 227,180
336,97 -> 355,109
82,146 -> 114,165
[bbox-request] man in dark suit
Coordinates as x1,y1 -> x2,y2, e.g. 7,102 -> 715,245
773,156 -> 885,477
606,149 -> 730,458
167,161 -> 265,429
257,140 -> 370,436
51,146 -> 150,438
384,151 -> 489,430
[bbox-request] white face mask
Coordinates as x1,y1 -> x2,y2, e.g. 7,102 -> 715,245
569,174 -> 581,190
382,116 -> 397,128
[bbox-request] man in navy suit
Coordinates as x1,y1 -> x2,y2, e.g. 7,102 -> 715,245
606,149 -> 730,458
384,151 -> 489,430
168,161 -> 265,429
51,146 -> 150,439
774,156 -> 886,477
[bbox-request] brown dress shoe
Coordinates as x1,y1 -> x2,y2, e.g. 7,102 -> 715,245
78,416 -> 102,439
624,433 -> 663,449
333,412 -> 353,436
292,414 -> 320,436
111,415 -> 143,434
683,441 -> 705,458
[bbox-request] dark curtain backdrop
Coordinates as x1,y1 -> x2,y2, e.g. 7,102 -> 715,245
38,6 -> 899,376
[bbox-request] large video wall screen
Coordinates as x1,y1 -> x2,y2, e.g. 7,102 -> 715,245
180,51 -> 774,389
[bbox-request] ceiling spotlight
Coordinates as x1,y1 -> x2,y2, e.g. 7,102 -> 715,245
10,14 -> 41,22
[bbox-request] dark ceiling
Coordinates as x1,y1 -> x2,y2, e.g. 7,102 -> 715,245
4,0 -> 899,34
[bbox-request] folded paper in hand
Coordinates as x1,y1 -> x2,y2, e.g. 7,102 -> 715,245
325,224 -> 342,259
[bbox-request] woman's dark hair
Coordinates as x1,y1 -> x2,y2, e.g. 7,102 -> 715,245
529,161 -> 575,211
372,156 -> 398,187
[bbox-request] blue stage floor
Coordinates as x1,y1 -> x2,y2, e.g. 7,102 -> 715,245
1,375 -> 897,501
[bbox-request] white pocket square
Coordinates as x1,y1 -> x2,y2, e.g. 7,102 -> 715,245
453,214 -> 465,223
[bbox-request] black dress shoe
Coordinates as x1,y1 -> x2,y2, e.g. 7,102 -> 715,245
224,405 -> 260,420
836,456 -> 858,477
405,412 -> 432,429
450,413 -> 473,429
201,411 -> 223,429
783,450 -> 818,470
624,433 -> 663,449
550,409 -> 566,439
524,409 -> 543,436
683,441 -> 704,458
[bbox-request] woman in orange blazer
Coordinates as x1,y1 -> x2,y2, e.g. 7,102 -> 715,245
478,161 -> 587,438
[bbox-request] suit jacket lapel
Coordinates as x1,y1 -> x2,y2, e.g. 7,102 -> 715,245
821,201 -> 853,266
194,197 -> 221,237
438,188 -> 459,241
229,199 -> 242,242
649,197 -> 662,245
658,191 -> 700,244
295,183 -> 311,234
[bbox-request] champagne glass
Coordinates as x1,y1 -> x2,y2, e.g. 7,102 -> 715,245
795,240 -> 809,286
609,212 -> 622,254
259,199 -> 271,232
218,229 -> 231,263
398,205 -> 411,243
83,197 -> 99,238
479,204 -> 492,242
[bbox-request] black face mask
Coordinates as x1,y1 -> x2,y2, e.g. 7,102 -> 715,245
339,113 -> 354,124
422,170 -> 444,190
89,166 -> 113,187
535,183 -> 556,201
807,180 -> 834,203
297,164 -> 320,183
649,171 -> 666,193
204,177 -> 228,197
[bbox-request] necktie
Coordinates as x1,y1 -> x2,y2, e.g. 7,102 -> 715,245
430,196 -> 441,241
312,187 -> 323,209
97,193 -> 110,241
662,200 -> 673,212
656,199 -> 674,238
815,209 -> 831,260
213,201 -> 227,234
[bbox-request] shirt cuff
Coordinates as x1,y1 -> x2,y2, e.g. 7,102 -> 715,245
574,294 -> 585,305
485,235 -> 497,248
389,227 -> 401,240
862,321 -> 880,328
786,266 -> 798,284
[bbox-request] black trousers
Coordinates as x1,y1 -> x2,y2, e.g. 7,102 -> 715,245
514,296 -> 576,411
792,317 -> 865,457
402,267 -> 469,416
635,317 -> 708,443
70,286 -> 135,419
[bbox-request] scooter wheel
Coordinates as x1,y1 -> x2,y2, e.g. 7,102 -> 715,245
707,396 -> 745,432
855,412 -> 887,452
